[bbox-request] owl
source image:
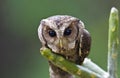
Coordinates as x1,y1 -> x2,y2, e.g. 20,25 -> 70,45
38,15 -> 91,78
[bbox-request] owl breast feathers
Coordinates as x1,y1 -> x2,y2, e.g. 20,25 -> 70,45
38,15 -> 91,64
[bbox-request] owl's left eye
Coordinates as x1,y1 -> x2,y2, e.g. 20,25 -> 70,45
48,29 -> 56,37
64,27 -> 72,36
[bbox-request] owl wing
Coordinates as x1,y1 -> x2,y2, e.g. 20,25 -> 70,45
78,29 -> 91,64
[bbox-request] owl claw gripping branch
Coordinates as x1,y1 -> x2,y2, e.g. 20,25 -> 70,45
38,15 -> 91,78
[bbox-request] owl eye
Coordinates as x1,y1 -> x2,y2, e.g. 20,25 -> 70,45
64,27 -> 72,36
48,29 -> 56,37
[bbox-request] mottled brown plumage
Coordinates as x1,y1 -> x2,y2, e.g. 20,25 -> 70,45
38,15 -> 91,78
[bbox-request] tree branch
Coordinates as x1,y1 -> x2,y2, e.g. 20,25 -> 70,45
40,48 -> 108,78
83,58 -> 109,78
108,7 -> 119,78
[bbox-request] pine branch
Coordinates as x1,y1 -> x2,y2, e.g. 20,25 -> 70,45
108,7 -> 119,78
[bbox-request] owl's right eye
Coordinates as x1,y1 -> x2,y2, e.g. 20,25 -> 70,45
48,29 -> 56,37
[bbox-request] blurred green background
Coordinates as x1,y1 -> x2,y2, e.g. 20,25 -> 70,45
0,0 -> 120,78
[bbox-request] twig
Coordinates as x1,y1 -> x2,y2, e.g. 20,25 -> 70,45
108,7 -> 119,78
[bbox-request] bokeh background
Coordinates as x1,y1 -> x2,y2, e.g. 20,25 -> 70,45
0,0 -> 120,78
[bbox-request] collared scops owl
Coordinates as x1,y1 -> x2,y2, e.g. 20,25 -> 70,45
38,15 -> 91,78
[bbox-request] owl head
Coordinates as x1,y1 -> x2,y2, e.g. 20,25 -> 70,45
38,15 -> 85,54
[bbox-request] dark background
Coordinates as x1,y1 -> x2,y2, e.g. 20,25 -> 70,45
0,0 -> 120,78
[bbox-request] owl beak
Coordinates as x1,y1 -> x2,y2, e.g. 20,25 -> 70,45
59,39 -> 63,48
58,38 -> 64,48
58,38 -> 69,53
